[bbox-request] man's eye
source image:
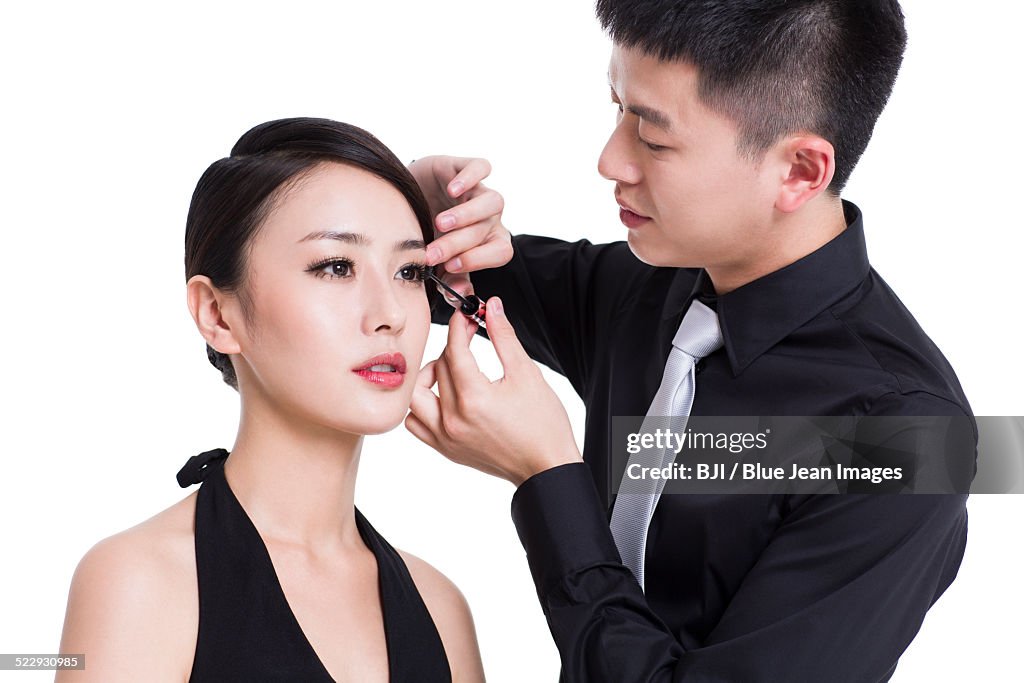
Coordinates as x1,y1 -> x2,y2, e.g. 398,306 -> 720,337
642,140 -> 667,152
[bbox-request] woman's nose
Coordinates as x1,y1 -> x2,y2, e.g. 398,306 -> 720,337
361,276 -> 407,336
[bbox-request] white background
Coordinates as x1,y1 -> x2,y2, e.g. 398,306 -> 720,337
1,1 -> 1022,681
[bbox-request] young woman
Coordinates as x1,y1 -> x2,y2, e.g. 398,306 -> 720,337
57,118 -> 487,682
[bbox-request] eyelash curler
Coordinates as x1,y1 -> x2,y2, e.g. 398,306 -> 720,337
424,266 -> 487,328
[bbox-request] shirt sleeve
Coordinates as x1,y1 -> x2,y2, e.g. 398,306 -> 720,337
510,391 -> 975,682
431,233 -> 651,397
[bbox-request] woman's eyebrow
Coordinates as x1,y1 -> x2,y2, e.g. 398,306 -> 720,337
397,238 -> 426,252
298,230 -> 367,245
298,230 -> 425,251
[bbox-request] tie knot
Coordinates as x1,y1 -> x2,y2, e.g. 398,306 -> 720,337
672,299 -> 723,359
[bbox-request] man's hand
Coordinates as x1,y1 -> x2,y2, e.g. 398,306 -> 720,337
405,297 -> 583,487
408,156 -> 513,298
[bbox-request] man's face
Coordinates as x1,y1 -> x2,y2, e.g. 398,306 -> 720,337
599,44 -> 777,271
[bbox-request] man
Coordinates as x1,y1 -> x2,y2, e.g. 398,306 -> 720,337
405,1 -> 976,680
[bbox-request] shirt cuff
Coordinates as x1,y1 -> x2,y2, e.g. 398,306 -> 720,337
510,462 -> 622,595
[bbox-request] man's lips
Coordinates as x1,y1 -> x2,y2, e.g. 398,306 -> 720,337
353,352 -> 407,388
616,198 -> 649,219
616,196 -> 652,229
618,204 -> 651,229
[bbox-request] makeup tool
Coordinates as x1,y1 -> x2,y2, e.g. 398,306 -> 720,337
425,266 -> 487,328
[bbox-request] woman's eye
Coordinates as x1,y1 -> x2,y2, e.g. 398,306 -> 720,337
397,263 -> 427,284
322,261 -> 352,278
307,258 -> 354,279
305,258 -> 426,283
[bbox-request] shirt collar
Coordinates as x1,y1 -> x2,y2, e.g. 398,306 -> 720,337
660,200 -> 870,377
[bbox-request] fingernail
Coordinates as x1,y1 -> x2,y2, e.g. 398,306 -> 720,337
489,297 -> 503,316
439,214 -> 456,230
449,180 -> 465,196
448,257 -> 463,272
426,247 -> 442,265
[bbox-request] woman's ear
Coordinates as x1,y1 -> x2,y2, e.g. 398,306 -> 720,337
186,275 -> 242,355
773,134 -> 836,213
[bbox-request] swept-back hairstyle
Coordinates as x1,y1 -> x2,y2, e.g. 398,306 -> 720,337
595,0 -> 908,193
184,117 -> 438,390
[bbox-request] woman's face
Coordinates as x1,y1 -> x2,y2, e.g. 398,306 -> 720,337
229,162 -> 432,436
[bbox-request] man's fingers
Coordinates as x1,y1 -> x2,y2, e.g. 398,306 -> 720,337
435,187 -> 504,233
427,221 -> 490,267
435,352 -> 460,425
444,308 -> 483,386
404,412 -> 441,452
480,297 -> 529,376
446,234 -> 514,273
416,359 -> 439,390
427,218 -> 511,273
444,157 -> 493,199
409,382 -> 441,427
409,362 -> 442,435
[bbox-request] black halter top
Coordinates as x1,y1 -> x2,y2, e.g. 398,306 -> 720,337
177,449 -> 452,682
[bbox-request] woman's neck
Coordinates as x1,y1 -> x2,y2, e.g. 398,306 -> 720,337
222,391 -> 365,555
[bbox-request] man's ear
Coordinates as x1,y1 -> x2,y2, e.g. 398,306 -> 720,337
774,134 -> 836,213
186,275 -> 242,355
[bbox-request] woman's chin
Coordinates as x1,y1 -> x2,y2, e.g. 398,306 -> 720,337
357,418 -> 404,436
288,381 -> 414,437
327,409 -> 407,437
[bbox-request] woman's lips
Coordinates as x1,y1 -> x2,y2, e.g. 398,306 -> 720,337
353,352 -> 407,389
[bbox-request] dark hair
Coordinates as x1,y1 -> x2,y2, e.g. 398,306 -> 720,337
184,117 -> 439,390
595,0 -> 908,194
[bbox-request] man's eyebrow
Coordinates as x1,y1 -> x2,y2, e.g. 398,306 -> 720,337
609,84 -> 674,133
298,230 -> 425,251
628,103 -> 673,133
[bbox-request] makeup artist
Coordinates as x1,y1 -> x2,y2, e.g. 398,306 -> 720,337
404,1 -> 976,682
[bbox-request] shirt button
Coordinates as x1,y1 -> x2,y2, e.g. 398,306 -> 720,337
695,359 -> 707,374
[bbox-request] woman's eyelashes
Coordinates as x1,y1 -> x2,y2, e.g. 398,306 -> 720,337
397,262 -> 429,284
306,256 -> 355,279
305,257 -> 428,285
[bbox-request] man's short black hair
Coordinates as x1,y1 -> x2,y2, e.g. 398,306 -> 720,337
595,0 -> 908,194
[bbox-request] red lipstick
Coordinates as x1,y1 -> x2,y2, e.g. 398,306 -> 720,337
353,352 -> 407,389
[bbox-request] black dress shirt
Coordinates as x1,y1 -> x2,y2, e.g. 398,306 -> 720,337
432,200 -> 976,682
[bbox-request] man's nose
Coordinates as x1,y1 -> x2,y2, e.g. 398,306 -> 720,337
598,122 -> 642,185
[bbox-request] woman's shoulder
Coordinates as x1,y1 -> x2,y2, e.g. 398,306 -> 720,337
57,492 -> 200,682
77,491 -> 199,596
395,548 -> 486,683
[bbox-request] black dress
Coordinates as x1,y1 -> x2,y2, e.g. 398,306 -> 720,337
176,449 -> 452,682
